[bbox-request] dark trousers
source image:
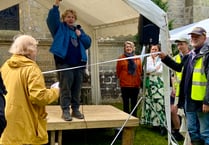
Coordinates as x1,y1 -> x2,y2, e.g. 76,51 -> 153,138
121,87 -> 139,117
57,64 -> 84,112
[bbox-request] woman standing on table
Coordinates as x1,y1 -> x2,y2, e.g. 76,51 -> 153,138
46,0 -> 91,121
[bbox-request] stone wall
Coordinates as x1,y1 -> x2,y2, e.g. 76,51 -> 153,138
167,0 -> 186,28
98,41 -> 125,103
167,0 -> 209,28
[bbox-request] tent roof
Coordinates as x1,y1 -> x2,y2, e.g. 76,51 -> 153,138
62,0 -> 139,26
170,18 -> 209,41
0,0 -> 138,26
0,0 -> 167,38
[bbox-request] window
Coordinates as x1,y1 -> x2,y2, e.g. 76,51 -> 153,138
0,5 -> 19,30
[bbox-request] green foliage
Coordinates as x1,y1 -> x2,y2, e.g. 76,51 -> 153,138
152,0 -> 168,11
168,19 -> 175,30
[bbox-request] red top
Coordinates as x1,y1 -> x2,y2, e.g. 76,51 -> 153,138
116,54 -> 142,88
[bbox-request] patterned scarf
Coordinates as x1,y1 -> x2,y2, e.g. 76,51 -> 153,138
124,52 -> 136,75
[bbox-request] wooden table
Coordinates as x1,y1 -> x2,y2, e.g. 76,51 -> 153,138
46,105 -> 139,145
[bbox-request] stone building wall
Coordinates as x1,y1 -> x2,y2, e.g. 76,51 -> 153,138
19,0 -> 51,39
98,41 -> 125,103
167,0 -> 186,28
167,0 -> 209,28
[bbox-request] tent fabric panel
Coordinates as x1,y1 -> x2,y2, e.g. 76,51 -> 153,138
124,0 -> 167,29
95,18 -> 138,38
170,18 -> 209,41
61,0 -> 139,26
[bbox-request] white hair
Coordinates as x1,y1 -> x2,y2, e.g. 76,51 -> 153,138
9,35 -> 38,56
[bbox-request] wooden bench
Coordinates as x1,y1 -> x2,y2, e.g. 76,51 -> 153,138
46,105 -> 139,145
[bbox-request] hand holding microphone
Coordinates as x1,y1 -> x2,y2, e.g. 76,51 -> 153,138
75,25 -> 81,37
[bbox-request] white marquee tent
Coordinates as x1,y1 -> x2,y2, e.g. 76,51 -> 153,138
170,18 -> 209,41
0,0 -> 172,144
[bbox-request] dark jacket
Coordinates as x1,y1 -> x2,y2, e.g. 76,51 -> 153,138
0,73 -> 7,137
162,43 -> 209,112
46,5 -> 91,63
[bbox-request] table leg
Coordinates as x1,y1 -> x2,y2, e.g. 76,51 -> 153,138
50,131 -> 56,145
58,130 -> 62,145
122,127 -> 135,145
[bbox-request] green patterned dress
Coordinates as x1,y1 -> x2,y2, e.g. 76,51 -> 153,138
141,56 -> 166,127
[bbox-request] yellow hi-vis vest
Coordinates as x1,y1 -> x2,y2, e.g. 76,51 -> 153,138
191,57 -> 207,101
174,54 -> 182,97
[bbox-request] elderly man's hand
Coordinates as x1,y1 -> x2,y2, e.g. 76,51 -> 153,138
203,104 -> 209,113
158,52 -> 167,60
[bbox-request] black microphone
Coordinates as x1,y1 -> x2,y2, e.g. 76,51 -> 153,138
73,25 -> 81,31
76,25 -> 81,30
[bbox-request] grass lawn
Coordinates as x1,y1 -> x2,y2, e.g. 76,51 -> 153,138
47,103 -> 184,145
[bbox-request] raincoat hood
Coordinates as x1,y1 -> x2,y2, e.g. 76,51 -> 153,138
7,54 -> 34,68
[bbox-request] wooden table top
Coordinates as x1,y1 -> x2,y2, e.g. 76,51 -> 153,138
46,105 -> 139,130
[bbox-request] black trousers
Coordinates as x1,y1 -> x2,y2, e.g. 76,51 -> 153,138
121,87 -> 139,117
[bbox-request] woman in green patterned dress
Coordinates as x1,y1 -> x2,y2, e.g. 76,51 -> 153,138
141,44 -> 166,135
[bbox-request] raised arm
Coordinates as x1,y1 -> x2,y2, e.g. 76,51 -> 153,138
46,0 -> 62,37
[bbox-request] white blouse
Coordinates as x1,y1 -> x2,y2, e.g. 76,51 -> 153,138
146,55 -> 163,75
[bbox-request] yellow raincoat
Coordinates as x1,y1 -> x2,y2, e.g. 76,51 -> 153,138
0,55 -> 59,145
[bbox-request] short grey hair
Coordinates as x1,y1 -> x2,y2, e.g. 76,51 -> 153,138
9,35 -> 38,56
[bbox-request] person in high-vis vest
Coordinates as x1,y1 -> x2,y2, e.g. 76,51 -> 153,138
159,27 -> 209,145
170,37 -> 190,141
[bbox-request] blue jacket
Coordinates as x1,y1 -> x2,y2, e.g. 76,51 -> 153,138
46,5 -> 91,63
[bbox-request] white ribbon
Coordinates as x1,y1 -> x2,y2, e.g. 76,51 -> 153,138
42,52 -> 160,74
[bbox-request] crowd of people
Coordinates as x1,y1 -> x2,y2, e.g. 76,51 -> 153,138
117,26 -> 209,145
0,0 -> 208,144
159,27 -> 209,145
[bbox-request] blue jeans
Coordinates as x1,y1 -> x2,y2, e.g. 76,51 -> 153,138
197,112 -> 209,145
186,112 -> 209,144
57,64 -> 84,112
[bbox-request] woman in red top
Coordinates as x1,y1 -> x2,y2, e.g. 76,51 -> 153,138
116,41 -> 142,117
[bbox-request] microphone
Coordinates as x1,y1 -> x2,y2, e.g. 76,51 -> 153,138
73,25 -> 81,31
75,25 -> 81,30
